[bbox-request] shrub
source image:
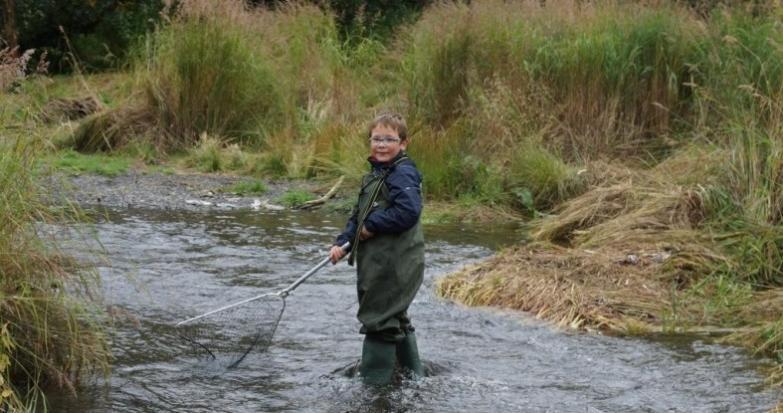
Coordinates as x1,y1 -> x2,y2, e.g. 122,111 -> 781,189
142,5 -> 283,147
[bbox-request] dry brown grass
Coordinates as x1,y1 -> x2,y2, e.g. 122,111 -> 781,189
71,105 -> 156,152
437,145 -> 737,334
437,243 -> 673,332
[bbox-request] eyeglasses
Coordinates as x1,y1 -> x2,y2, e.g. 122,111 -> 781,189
369,135 -> 401,146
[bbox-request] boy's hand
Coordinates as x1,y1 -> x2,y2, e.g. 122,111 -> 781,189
359,226 -> 374,241
329,245 -> 346,264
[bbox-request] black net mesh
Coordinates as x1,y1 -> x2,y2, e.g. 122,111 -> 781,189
176,293 -> 286,368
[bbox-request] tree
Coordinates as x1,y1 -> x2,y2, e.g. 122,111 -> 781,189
2,0 -> 18,50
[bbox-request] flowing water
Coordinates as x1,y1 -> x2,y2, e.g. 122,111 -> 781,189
50,206 -> 781,412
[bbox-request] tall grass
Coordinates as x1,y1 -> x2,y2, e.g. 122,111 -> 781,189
64,0 -> 783,222
143,2 -> 283,147
0,139 -> 108,410
138,0 -> 370,155
400,1 -> 700,160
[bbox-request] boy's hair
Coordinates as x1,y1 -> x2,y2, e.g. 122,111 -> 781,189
368,112 -> 408,141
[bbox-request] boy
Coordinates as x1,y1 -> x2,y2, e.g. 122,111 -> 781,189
329,112 -> 425,385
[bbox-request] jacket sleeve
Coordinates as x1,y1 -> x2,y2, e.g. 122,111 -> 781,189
363,164 -> 422,234
335,206 -> 358,246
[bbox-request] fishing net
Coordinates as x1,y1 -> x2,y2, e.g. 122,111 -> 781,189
175,243 -> 348,369
176,292 -> 286,369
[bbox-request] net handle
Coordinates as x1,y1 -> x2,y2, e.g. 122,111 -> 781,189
280,241 -> 350,297
176,241 -> 350,326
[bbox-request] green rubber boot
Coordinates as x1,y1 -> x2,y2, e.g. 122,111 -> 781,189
396,330 -> 424,377
358,336 -> 396,386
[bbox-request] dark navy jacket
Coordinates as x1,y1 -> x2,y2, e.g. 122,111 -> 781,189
335,152 -> 423,246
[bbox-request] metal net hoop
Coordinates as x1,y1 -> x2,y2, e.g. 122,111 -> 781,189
176,293 -> 286,369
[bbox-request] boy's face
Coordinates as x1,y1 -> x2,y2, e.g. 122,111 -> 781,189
369,124 -> 407,163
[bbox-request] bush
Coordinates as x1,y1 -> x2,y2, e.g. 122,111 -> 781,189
401,1 -> 701,159
507,144 -> 583,211
14,0 -> 163,71
142,6 -> 283,147
229,180 -> 268,195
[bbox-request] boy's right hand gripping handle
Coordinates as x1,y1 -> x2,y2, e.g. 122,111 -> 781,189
330,241 -> 351,264
281,242 -> 352,297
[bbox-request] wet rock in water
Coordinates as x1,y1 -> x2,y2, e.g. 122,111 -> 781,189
186,199 -> 214,207
197,190 -> 216,198
257,199 -> 285,211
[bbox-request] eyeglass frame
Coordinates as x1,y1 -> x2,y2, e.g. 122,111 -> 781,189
369,135 -> 402,146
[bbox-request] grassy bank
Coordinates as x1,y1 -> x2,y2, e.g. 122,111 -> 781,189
0,138 -> 108,411
6,0 -> 783,395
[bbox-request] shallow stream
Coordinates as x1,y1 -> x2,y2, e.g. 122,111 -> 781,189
50,206 -> 781,412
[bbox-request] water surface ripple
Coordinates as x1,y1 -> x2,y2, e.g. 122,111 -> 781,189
51,207 -> 780,412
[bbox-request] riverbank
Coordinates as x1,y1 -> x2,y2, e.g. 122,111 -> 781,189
437,154 -> 783,390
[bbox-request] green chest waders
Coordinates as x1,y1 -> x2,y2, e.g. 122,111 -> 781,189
351,157 -> 425,383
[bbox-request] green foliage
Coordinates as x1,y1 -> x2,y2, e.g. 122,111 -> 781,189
677,274 -> 754,326
326,0 -> 430,41
695,12 -> 783,124
403,12 -> 472,125
277,189 -> 316,207
507,144 -> 583,211
249,154 -> 289,178
14,0 -> 164,71
759,320 -> 783,362
1,139 -> 108,410
707,222 -> 783,287
143,13 -> 283,146
401,2 -> 699,158
51,149 -> 131,176
180,133 -> 253,173
229,180 -> 268,195
137,2 -> 356,151
120,139 -> 161,165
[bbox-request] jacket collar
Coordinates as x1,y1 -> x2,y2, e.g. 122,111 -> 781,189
368,151 -> 407,171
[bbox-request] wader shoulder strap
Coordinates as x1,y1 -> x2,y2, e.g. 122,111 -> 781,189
348,156 -> 409,264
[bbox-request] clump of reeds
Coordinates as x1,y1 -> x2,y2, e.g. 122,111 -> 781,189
434,5 -> 783,361
436,243 -> 672,332
140,0 -> 354,152
143,1 -> 282,146
401,0 -> 701,160
0,138 -> 108,410
71,105 -> 154,152
182,132 -> 251,173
